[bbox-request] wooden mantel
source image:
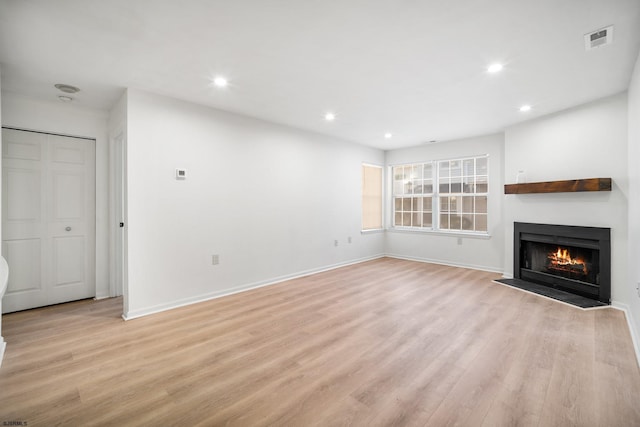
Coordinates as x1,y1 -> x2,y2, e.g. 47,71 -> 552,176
504,178 -> 612,195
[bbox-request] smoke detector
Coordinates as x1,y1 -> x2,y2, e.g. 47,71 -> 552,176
54,83 -> 81,94
584,26 -> 613,51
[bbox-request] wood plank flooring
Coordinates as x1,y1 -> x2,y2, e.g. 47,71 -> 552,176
0,257 -> 639,426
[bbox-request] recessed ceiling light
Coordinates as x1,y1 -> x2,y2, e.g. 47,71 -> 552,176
58,95 -> 73,102
487,63 -> 503,73
325,112 -> 335,121
213,76 -> 228,87
519,105 -> 532,112
54,83 -> 80,93
384,133 -> 392,139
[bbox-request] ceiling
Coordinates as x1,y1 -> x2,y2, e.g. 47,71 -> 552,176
1,0 -> 639,150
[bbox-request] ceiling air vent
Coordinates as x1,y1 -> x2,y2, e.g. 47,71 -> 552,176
584,26 -> 613,51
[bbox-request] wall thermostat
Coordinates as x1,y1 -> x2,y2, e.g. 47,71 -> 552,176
176,168 -> 187,180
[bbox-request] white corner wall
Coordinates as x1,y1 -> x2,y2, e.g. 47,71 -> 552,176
384,133 -> 505,272
0,92 -> 111,299
626,52 -> 640,362
124,89 -> 385,318
503,93 -> 629,304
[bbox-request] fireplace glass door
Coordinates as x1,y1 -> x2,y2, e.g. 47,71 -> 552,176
522,242 -> 598,285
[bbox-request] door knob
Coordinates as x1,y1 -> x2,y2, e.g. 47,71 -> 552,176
65,226 -> 72,231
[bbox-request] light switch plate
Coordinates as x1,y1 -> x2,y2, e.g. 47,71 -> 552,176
176,168 -> 187,180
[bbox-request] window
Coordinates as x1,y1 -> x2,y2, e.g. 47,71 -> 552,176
392,162 -> 433,228
438,157 -> 488,232
362,164 -> 383,230
392,155 -> 488,233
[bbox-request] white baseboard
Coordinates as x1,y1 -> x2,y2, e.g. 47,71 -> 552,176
611,301 -> 640,370
123,254 -> 385,320
385,253 -> 503,274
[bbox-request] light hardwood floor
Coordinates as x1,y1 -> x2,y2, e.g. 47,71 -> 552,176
1,257 -> 639,426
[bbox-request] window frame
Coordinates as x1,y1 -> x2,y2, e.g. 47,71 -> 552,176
391,161 -> 435,229
390,154 -> 489,235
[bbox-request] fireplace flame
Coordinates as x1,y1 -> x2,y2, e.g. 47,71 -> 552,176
548,247 -> 587,275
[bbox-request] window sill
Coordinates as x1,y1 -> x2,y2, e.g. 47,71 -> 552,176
387,227 -> 491,239
361,228 -> 385,234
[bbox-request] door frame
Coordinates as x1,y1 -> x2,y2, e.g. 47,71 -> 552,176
108,123 -> 128,315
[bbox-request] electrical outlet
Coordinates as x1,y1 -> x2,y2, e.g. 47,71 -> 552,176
212,254 -> 220,265
457,237 -> 463,245
334,240 -> 339,247
348,236 -> 352,244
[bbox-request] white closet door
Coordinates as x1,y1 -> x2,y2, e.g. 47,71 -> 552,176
2,128 -> 95,313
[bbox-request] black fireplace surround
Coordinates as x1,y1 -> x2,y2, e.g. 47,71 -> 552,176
514,222 -> 611,304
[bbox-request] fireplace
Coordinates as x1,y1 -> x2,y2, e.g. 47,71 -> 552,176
514,222 -> 611,304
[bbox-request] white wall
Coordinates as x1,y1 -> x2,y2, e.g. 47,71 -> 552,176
384,133 -> 505,272
627,52 -> 640,361
503,93 -> 629,303
124,89 -> 385,318
0,92 -> 110,299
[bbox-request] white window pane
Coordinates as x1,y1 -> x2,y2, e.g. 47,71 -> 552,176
394,198 -> 402,211
451,177 -> 462,193
476,214 -> 487,232
475,196 -> 487,213
412,165 -> 423,180
422,197 -> 432,212
461,196 -> 473,213
476,176 -> 488,193
412,212 -> 421,227
450,214 -> 463,230
423,163 -> 433,178
440,196 -> 449,212
440,213 -> 450,229
405,180 -> 415,194
463,159 -> 474,176
476,157 -> 488,175
450,196 -> 459,213
439,179 -> 450,193
422,213 -> 432,227
439,161 -> 450,178
403,197 -> 412,211
402,212 -> 411,226
462,214 -> 474,231
413,197 -> 421,211
393,180 -> 403,196
450,160 -> 462,178
463,176 -> 474,193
